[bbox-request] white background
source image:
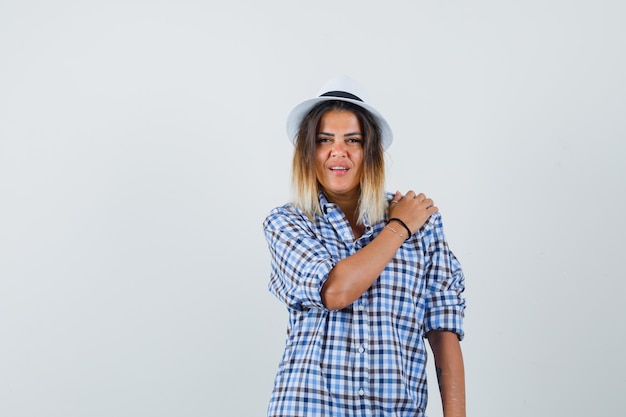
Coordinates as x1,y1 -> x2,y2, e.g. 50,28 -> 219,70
1,1 -> 624,416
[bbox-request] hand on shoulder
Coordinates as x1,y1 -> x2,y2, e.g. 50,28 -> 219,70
388,190 -> 439,234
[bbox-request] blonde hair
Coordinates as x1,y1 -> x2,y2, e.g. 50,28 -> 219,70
291,101 -> 387,225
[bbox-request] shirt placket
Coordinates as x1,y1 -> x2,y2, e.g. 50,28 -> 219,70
327,204 -> 374,416
352,235 -> 372,417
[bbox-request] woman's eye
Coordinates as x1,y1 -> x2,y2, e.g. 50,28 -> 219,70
347,138 -> 362,144
316,137 -> 331,143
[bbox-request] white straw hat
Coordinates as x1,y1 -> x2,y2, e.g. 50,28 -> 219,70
286,75 -> 393,150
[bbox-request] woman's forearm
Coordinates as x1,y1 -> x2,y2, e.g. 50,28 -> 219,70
428,330 -> 466,417
320,225 -> 404,309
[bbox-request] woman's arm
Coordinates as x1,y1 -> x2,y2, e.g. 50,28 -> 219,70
320,224 -> 405,309
427,330 -> 466,417
321,191 -> 437,310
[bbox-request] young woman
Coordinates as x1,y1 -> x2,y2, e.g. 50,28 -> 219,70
263,75 -> 466,417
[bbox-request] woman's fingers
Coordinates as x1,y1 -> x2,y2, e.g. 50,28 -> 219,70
388,190 -> 439,233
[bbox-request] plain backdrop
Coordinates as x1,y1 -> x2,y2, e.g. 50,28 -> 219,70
1,1 -> 624,416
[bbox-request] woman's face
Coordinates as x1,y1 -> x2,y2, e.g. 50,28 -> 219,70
315,109 -> 364,201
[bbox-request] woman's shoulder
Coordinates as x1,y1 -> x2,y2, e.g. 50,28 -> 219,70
265,201 -> 299,217
263,202 -> 310,230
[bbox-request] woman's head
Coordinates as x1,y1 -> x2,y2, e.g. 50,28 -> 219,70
291,100 -> 387,224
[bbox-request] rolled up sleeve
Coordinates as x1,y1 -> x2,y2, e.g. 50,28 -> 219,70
421,212 -> 466,340
263,207 -> 335,311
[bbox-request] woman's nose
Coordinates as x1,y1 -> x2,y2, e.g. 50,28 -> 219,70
331,142 -> 346,157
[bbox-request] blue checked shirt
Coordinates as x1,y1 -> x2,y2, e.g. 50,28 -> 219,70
263,193 -> 466,417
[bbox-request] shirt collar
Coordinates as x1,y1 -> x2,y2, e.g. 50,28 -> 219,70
318,191 -> 374,233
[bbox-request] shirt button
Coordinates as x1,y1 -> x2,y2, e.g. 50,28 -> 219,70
358,389 -> 365,396
358,346 -> 365,353
358,304 -> 364,311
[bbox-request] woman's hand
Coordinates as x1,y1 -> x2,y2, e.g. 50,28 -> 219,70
388,190 -> 438,234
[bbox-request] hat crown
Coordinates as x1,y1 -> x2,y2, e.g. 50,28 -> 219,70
317,75 -> 370,103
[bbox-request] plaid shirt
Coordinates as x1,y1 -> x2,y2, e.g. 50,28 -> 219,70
263,193 -> 466,417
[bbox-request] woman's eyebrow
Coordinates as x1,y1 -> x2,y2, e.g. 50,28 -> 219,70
317,131 -> 362,136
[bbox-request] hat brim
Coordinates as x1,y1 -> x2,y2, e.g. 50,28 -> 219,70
286,96 -> 393,150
